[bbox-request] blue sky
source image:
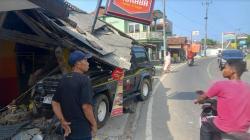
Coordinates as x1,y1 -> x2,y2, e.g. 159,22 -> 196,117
68,0 -> 250,41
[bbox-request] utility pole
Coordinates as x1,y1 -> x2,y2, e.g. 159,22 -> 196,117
202,0 -> 212,56
163,0 -> 167,58
235,28 -> 240,49
221,32 -> 224,50
191,32 -> 193,44
91,0 -> 103,33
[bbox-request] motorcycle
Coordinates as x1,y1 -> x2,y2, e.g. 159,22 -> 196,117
187,58 -> 194,66
196,92 -> 250,140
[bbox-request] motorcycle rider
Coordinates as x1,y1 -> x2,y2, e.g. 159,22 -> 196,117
195,60 -> 250,140
186,43 -> 195,65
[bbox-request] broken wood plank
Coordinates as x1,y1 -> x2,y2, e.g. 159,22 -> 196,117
0,12 -> 7,28
0,28 -> 57,50
15,11 -> 49,38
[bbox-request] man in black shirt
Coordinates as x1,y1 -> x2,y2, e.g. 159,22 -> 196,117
52,50 -> 97,140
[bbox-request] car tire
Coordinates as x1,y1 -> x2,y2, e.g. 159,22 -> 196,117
138,79 -> 151,101
94,94 -> 110,128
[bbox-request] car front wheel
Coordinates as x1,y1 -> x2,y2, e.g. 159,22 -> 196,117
138,79 -> 151,101
94,94 -> 110,128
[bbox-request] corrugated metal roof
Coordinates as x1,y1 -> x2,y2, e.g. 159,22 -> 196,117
61,11 -> 132,69
68,12 -> 105,32
0,1 -> 133,69
59,26 -> 115,55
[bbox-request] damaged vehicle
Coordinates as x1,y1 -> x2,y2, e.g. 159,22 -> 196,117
0,0 -> 154,139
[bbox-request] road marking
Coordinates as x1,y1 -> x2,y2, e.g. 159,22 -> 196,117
206,60 -> 214,80
145,63 -> 185,140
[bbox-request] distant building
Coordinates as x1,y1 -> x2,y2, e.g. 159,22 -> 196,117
96,7 -> 173,61
167,36 -> 187,63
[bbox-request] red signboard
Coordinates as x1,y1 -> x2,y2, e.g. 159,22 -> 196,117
106,0 -> 155,25
113,0 -> 152,14
111,67 -> 124,80
111,67 -> 124,117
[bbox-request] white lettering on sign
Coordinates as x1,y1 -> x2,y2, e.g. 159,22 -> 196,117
123,0 -> 149,7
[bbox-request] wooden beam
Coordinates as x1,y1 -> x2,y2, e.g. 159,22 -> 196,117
15,11 -> 49,38
28,0 -> 69,19
0,12 -> 7,28
0,28 -> 58,49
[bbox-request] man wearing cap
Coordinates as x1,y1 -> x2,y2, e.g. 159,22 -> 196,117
52,50 -> 97,140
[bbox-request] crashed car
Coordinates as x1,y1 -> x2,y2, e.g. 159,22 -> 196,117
218,49 -> 247,70
0,46 -> 153,139
0,1 -> 154,139
35,45 -> 154,126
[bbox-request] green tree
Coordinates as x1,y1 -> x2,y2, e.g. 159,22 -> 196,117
246,35 -> 250,48
201,38 -> 217,46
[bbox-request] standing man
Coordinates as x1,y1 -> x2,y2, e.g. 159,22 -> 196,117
163,51 -> 171,73
52,50 -> 97,140
195,60 -> 250,140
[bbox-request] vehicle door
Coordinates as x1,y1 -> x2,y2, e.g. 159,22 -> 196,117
123,53 -> 137,97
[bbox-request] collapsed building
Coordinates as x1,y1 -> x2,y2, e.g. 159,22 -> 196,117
0,0 -> 138,107
0,0 -> 142,139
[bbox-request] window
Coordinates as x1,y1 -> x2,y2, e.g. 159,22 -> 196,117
135,24 -> 140,32
134,52 -> 148,63
128,23 -> 140,33
143,25 -> 148,32
129,25 -> 134,33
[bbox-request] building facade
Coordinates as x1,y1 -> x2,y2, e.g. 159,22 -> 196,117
167,36 -> 187,63
98,8 -> 173,61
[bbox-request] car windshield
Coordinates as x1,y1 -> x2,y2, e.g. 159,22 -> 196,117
222,51 -> 243,58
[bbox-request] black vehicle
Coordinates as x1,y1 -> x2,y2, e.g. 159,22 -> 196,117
218,49 -> 247,70
34,46 -> 154,128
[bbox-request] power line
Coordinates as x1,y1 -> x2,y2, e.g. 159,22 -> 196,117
168,5 -> 221,35
167,5 -> 220,40
168,6 -> 202,27
209,7 -> 236,30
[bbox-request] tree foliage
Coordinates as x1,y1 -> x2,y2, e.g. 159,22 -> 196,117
201,38 -> 217,46
246,35 -> 250,47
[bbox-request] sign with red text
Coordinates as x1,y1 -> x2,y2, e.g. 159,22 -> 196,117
106,0 -> 155,25
111,67 -> 124,117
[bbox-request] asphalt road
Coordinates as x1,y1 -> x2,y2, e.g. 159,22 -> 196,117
133,57 -> 250,140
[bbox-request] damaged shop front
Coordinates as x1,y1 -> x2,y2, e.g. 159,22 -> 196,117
167,36 -> 187,63
0,1 -> 137,139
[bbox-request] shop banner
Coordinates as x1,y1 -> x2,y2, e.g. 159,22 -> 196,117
111,67 -> 124,117
106,0 -> 155,25
223,32 -> 236,40
192,30 -> 199,36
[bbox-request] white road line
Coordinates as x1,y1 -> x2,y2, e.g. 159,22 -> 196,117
206,60 -> 214,80
145,63 -> 185,140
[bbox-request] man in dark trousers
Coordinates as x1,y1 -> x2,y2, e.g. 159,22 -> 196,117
52,50 -> 97,140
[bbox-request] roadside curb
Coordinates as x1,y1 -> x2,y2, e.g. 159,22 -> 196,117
124,101 -> 142,140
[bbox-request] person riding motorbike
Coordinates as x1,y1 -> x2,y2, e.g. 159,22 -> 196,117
187,50 -> 195,66
186,43 -> 196,66
195,60 -> 250,140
